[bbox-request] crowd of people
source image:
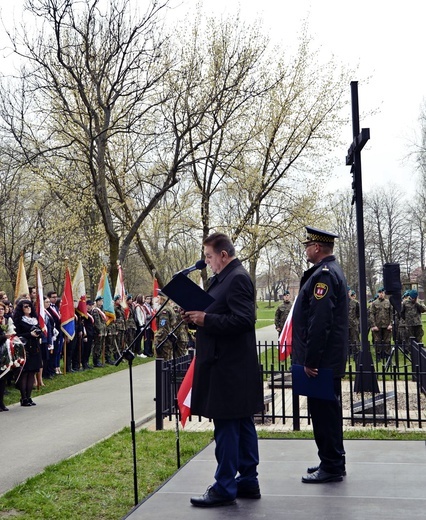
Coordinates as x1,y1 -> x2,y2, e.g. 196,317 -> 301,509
0,288 -> 193,412
275,283 -> 426,363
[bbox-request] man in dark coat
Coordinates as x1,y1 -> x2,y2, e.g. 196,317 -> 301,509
292,226 -> 348,483
182,232 -> 263,507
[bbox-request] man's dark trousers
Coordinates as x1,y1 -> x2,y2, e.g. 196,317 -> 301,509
212,417 -> 259,499
308,378 -> 345,474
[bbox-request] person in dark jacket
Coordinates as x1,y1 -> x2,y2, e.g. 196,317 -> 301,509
292,227 -> 348,483
182,232 -> 263,508
13,299 -> 43,406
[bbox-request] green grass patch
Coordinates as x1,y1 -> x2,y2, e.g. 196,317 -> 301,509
256,300 -> 280,329
0,429 -> 213,520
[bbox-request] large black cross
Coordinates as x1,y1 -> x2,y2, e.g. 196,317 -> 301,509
346,81 -> 378,393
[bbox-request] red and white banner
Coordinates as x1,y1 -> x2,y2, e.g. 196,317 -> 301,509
279,297 -> 297,361
177,357 -> 196,427
35,262 -> 47,336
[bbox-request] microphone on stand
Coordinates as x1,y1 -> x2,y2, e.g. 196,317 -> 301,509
173,259 -> 206,277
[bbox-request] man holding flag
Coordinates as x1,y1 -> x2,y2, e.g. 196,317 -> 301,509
181,233 -> 263,508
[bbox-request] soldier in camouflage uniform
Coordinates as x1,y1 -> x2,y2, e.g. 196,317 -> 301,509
348,289 -> 360,356
173,305 -> 190,357
125,295 -> 137,350
92,296 -> 107,367
401,289 -> 426,345
370,288 -> 393,359
396,291 -> 410,345
114,296 -> 126,352
105,311 -> 117,364
274,291 -> 292,336
154,294 -> 178,361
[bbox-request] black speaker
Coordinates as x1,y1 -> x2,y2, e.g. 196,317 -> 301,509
383,263 -> 402,293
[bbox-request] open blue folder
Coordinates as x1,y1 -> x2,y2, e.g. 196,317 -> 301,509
291,364 -> 335,401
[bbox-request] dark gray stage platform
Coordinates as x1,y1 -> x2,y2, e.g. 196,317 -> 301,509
125,439 -> 426,520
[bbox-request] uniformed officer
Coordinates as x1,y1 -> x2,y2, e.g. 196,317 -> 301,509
292,226 -> 348,483
401,289 -> 426,344
396,291 -> 409,345
370,288 -> 392,359
114,296 -> 126,352
153,293 -> 178,361
125,295 -> 137,349
348,289 -> 360,356
274,291 -> 292,336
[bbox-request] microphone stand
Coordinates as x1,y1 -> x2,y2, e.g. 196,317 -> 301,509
114,296 -> 171,506
154,318 -> 186,469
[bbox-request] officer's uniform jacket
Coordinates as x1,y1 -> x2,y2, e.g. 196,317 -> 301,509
292,255 -> 348,378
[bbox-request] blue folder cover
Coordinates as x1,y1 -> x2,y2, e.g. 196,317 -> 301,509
161,273 -> 215,311
291,364 -> 335,401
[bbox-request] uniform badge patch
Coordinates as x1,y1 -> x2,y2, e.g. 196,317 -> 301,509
314,282 -> 328,299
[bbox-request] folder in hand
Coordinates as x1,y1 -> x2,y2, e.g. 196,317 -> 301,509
161,273 -> 215,311
291,364 -> 335,401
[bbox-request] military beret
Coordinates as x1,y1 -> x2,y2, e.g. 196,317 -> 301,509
114,295 -> 120,301
95,295 -> 103,302
86,299 -> 94,305
283,290 -> 290,295
378,287 -> 385,293
302,226 -> 339,245
409,289 -> 418,299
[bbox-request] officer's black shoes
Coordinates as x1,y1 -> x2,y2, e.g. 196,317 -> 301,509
190,486 -> 236,507
307,465 -> 346,476
302,468 -> 343,483
236,485 -> 261,499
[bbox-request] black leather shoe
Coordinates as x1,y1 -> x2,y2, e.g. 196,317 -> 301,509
190,486 -> 236,507
0,404 -> 9,411
307,465 -> 346,476
93,363 -> 104,368
302,469 -> 343,483
236,485 -> 261,499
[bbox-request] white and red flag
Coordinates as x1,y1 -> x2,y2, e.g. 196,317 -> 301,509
114,263 -> 129,319
72,260 -> 88,318
35,262 -> 47,336
279,297 -> 297,361
177,357 -> 196,427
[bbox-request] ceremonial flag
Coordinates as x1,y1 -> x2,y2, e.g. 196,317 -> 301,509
34,262 -> 47,336
279,297 -> 296,361
14,252 -> 29,302
177,357 -> 195,427
72,260 -> 88,318
60,267 -> 75,341
96,266 -> 115,325
151,277 -> 159,331
114,263 -> 129,319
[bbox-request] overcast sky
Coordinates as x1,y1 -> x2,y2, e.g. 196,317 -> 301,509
1,0 -> 425,197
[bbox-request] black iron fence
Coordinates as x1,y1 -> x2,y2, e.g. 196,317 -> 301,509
155,339 -> 426,430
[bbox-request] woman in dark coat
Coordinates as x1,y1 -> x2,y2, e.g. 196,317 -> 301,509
13,299 -> 43,406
